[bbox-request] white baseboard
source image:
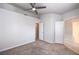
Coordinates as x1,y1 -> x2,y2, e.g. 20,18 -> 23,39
64,43 -> 79,54
0,40 -> 35,52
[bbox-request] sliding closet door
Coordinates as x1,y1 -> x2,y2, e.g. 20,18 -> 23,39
55,21 -> 64,44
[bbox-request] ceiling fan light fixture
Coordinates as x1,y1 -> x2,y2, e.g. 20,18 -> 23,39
32,8 -> 36,11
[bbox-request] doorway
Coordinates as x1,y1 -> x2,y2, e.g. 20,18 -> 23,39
35,23 -> 39,41
35,23 -> 44,41
55,21 -> 64,44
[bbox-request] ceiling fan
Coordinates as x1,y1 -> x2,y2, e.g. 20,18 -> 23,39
25,3 -> 46,15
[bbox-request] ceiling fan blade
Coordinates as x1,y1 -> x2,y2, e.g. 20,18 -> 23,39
35,10 -> 38,15
30,3 -> 35,8
25,8 -> 32,10
35,6 -> 46,9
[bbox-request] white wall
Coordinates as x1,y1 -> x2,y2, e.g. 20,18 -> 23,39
40,14 -> 62,43
0,8 -> 39,52
63,8 -> 79,20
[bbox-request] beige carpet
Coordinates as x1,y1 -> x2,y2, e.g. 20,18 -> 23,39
0,40 -> 77,55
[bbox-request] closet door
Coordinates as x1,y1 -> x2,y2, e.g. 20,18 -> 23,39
55,21 -> 64,44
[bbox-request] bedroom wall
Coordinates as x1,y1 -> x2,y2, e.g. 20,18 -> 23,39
0,8 -> 39,52
63,8 -> 79,54
64,18 -> 79,54
40,14 -> 62,43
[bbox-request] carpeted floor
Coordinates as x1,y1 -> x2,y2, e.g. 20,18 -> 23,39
0,40 -> 77,55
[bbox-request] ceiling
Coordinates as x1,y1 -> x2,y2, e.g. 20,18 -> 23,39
10,3 -> 79,15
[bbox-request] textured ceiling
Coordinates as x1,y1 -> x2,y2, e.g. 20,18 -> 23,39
10,3 -> 79,15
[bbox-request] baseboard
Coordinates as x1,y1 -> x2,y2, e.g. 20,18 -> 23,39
0,40 -> 35,52
43,40 -> 53,43
64,44 -> 79,54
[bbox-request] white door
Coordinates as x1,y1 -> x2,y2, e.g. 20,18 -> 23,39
39,23 -> 43,40
55,21 -> 64,44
